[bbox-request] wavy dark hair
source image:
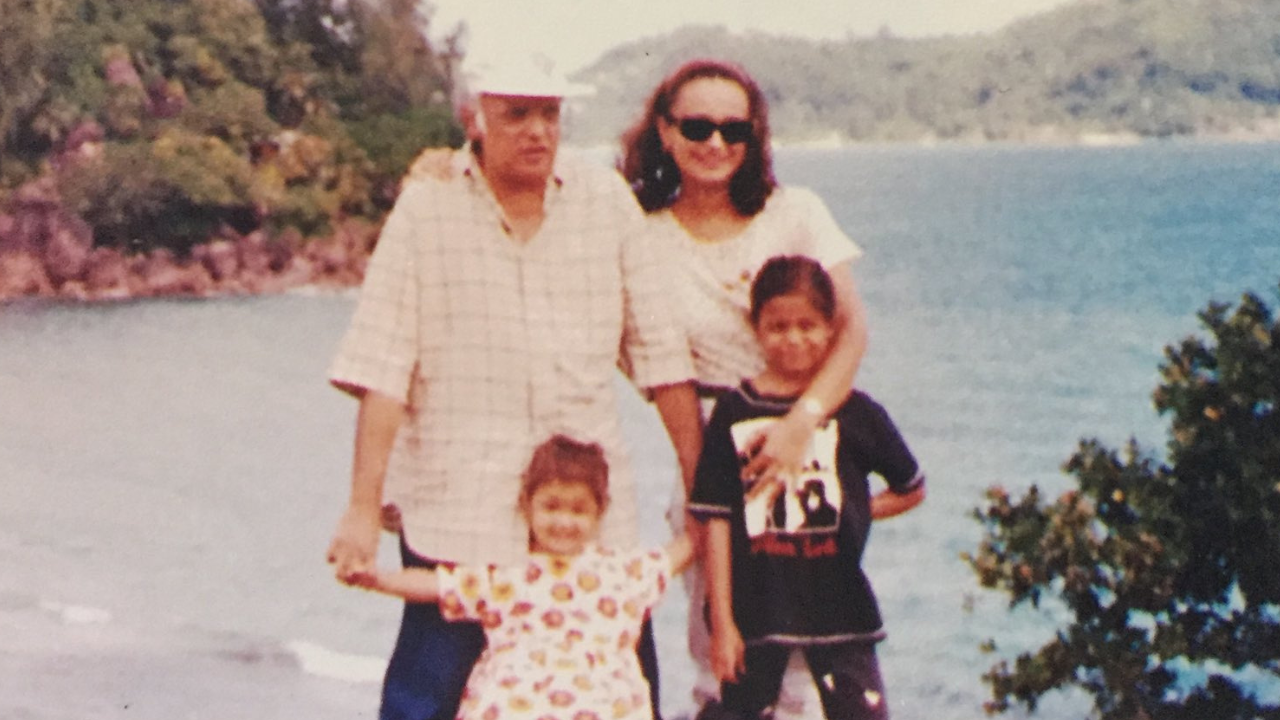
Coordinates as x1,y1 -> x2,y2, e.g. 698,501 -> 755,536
618,59 -> 776,215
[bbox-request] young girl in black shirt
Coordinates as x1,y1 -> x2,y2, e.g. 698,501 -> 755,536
688,256 -> 926,720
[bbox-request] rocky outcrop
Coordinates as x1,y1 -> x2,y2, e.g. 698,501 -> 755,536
0,180 -> 379,302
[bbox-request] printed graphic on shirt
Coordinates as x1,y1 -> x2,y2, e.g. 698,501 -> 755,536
729,417 -> 841,558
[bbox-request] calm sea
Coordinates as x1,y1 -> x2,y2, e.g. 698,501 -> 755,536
2,142 -> 1278,720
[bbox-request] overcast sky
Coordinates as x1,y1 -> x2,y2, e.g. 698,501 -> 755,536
427,0 -> 1077,73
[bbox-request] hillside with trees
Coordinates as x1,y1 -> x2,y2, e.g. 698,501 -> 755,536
0,0 -> 463,300
571,0 -> 1280,144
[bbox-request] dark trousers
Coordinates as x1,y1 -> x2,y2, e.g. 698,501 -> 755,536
719,643 -> 888,720
379,540 -> 664,720
379,542 -> 485,720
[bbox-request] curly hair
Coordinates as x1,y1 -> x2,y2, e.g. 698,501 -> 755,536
618,58 -> 776,215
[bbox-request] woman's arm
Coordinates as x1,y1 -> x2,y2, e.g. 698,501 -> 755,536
744,261 -> 867,481
652,382 -> 704,496
367,567 -> 441,603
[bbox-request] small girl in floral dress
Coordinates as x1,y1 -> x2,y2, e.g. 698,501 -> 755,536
363,434 -> 696,720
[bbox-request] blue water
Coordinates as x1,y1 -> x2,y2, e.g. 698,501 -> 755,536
1,141 -> 1277,719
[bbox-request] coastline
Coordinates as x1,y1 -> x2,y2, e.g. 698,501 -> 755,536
0,178 -> 376,303
767,119 -> 1280,150
5,126 -> 1279,304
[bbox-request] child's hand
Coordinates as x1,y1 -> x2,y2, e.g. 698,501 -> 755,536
710,624 -> 746,683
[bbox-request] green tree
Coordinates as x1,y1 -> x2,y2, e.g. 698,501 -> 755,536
966,286 -> 1280,719
2,0 -> 462,253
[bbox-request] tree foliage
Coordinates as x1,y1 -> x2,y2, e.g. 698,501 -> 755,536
965,287 -> 1280,719
1,0 -> 463,251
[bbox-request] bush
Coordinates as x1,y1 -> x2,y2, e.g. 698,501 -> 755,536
343,105 -> 464,178
966,286 -> 1280,720
59,129 -> 264,253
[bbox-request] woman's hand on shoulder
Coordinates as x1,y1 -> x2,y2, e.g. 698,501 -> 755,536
405,147 -> 459,182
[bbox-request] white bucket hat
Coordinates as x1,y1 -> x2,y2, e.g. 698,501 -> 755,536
467,54 -> 595,98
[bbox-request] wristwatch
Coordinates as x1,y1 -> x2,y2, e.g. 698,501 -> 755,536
798,396 -> 824,420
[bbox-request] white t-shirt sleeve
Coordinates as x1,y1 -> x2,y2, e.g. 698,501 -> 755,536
786,186 -> 863,269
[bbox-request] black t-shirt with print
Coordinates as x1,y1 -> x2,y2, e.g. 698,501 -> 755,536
689,381 -> 923,645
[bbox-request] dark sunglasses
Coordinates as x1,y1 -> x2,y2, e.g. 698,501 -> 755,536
671,117 -> 753,144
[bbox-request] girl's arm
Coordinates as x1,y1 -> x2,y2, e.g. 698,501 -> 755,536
743,261 -> 866,481
871,484 -> 926,520
367,567 -> 440,603
704,518 -> 746,682
665,511 -> 705,575
665,532 -> 696,576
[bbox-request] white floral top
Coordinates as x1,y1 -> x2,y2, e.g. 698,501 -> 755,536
437,546 -> 673,720
647,186 -> 862,394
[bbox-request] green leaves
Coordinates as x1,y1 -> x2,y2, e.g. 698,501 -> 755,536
2,0 -> 463,255
967,285 -> 1280,717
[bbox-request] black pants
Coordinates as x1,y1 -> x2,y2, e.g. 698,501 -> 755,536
719,643 -> 888,720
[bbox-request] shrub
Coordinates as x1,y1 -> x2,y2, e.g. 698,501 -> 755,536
967,286 -> 1280,720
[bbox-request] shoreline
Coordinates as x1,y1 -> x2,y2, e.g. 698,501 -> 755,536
570,124 -> 1280,159
5,128 -> 1278,304
0,186 -> 376,304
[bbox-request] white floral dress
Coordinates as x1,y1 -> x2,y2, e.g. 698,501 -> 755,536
437,546 -> 673,720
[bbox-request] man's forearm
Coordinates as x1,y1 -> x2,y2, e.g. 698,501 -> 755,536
349,389 -> 407,510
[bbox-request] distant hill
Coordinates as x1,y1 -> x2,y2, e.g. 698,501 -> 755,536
568,0 -> 1280,145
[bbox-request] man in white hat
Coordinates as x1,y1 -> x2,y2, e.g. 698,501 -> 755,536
326,58 -> 701,720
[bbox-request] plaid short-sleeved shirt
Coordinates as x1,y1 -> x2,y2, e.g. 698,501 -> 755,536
330,150 -> 693,565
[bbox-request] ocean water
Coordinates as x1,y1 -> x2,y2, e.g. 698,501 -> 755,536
2,141 -> 1278,719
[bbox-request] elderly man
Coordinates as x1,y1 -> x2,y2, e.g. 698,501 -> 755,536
326,61 -> 702,720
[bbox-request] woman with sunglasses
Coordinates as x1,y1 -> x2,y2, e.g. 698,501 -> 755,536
618,58 -> 869,720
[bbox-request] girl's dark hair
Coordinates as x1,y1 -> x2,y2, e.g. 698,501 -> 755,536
618,58 -> 776,216
749,255 -> 836,325
519,434 -> 610,513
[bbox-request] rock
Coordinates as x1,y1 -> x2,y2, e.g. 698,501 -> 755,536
42,219 -> 94,285
59,280 -> 91,301
237,231 -> 272,277
141,249 -> 215,296
83,247 -> 132,299
0,214 -> 15,250
0,251 -> 55,299
303,236 -> 346,275
197,239 -> 241,282
276,255 -> 315,289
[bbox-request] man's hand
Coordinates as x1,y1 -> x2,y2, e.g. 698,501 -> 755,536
710,623 -> 747,683
327,504 -> 381,588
